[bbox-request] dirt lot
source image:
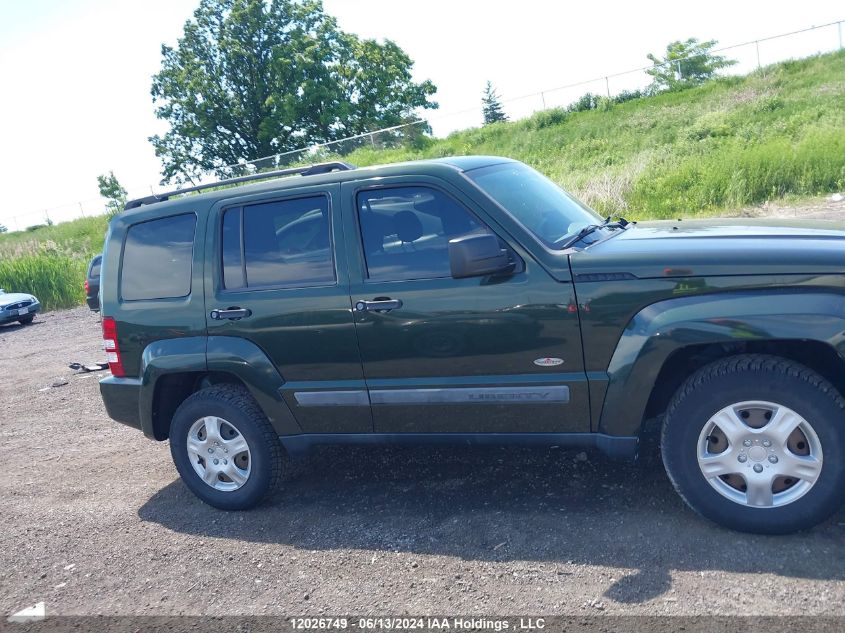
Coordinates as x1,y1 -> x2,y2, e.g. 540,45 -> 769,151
743,195 -> 845,221
3,201 -> 845,618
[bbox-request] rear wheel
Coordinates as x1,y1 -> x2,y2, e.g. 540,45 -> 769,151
661,355 -> 845,533
169,385 -> 286,510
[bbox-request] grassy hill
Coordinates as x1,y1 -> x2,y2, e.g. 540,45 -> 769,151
342,50 -> 845,218
2,50 -> 844,310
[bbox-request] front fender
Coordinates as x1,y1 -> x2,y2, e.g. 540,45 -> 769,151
598,290 -> 845,436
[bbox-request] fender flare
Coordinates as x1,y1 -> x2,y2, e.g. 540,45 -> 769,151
138,336 -> 300,438
597,290 -> 845,437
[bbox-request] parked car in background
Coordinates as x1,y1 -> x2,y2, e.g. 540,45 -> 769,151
85,254 -> 102,312
0,288 -> 40,326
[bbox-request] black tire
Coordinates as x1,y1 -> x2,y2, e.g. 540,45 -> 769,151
18,315 -> 35,325
169,384 -> 286,510
661,354 -> 845,534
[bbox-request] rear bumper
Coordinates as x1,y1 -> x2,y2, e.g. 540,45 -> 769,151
99,376 -> 144,433
0,301 -> 40,324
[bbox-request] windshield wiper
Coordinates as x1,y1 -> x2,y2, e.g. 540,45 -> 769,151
557,216 -> 629,249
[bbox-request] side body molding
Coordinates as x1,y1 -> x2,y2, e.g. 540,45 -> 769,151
138,336 -> 301,439
598,290 -> 845,437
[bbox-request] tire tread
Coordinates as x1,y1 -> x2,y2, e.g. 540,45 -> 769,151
177,384 -> 284,505
661,353 -> 845,533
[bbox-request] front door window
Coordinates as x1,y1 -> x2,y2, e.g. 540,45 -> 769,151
357,186 -> 491,282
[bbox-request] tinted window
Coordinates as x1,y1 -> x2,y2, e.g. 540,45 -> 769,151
466,162 -> 601,248
358,187 -> 488,281
223,196 -> 334,289
121,214 -> 196,300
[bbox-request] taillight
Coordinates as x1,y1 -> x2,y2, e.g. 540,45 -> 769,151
84,279 -> 90,293
102,317 -> 125,377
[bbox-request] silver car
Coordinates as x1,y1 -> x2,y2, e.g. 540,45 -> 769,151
0,289 -> 40,326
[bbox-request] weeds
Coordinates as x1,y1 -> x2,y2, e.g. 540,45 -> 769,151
0,252 -> 86,310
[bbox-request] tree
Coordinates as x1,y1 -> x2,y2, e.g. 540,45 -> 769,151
0,223 -> 7,233
646,38 -> 736,92
97,171 -> 128,218
150,0 -> 438,183
482,81 -> 508,124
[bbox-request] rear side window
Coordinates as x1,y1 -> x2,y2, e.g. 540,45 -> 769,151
121,214 -> 196,301
222,195 -> 334,289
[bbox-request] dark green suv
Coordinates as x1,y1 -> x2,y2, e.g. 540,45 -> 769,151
99,156 -> 845,533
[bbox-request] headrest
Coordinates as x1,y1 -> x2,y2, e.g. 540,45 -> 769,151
394,210 -> 423,243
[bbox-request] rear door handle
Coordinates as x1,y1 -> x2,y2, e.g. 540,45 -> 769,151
354,298 -> 403,313
210,308 -> 252,320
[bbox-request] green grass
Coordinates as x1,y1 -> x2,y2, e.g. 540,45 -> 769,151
2,50 -> 844,310
0,253 -> 87,311
0,215 -> 107,310
339,50 -> 845,218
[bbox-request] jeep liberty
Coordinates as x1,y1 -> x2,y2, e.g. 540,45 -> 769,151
99,157 -> 845,533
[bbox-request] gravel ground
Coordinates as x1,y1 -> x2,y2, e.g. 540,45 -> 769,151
3,204 -> 845,618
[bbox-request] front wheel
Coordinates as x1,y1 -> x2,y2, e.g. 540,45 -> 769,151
662,355 -> 845,534
18,315 -> 34,325
169,385 -> 286,510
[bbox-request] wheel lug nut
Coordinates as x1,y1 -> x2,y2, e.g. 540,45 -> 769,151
743,439 -> 752,447
223,459 -> 228,465
737,454 -> 748,463
207,448 -> 214,454
213,458 -> 219,465
762,439 -> 771,447
768,455 -> 778,464
753,464 -> 763,473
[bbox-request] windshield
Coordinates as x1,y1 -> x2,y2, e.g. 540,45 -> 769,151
466,162 -> 602,249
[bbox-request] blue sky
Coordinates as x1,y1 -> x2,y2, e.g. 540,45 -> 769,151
0,0 -> 842,228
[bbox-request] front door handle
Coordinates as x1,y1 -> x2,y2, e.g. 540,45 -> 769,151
210,307 -> 252,320
354,298 -> 403,313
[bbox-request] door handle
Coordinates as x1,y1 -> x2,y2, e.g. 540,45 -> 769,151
210,307 -> 252,320
354,298 -> 403,313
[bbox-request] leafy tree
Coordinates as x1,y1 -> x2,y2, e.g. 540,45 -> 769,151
97,171 -> 128,218
567,92 -> 601,113
151,0 -> 437,183
646,38 -> 736,92
0,223 -> 7,234
482,81 -> 508,124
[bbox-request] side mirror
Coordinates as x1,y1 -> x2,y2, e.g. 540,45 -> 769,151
448,233 -> 511,279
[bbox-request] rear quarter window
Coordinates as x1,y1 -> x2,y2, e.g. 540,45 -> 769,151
120,213 -> 197,301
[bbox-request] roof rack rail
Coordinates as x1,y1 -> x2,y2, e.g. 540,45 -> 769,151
124,161 -> 356,210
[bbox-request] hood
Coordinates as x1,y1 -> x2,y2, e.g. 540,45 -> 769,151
570,218 -> 845,279
0,292 -> 37,306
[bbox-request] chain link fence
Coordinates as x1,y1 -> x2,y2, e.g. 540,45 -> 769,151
3,19 -> 842,233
